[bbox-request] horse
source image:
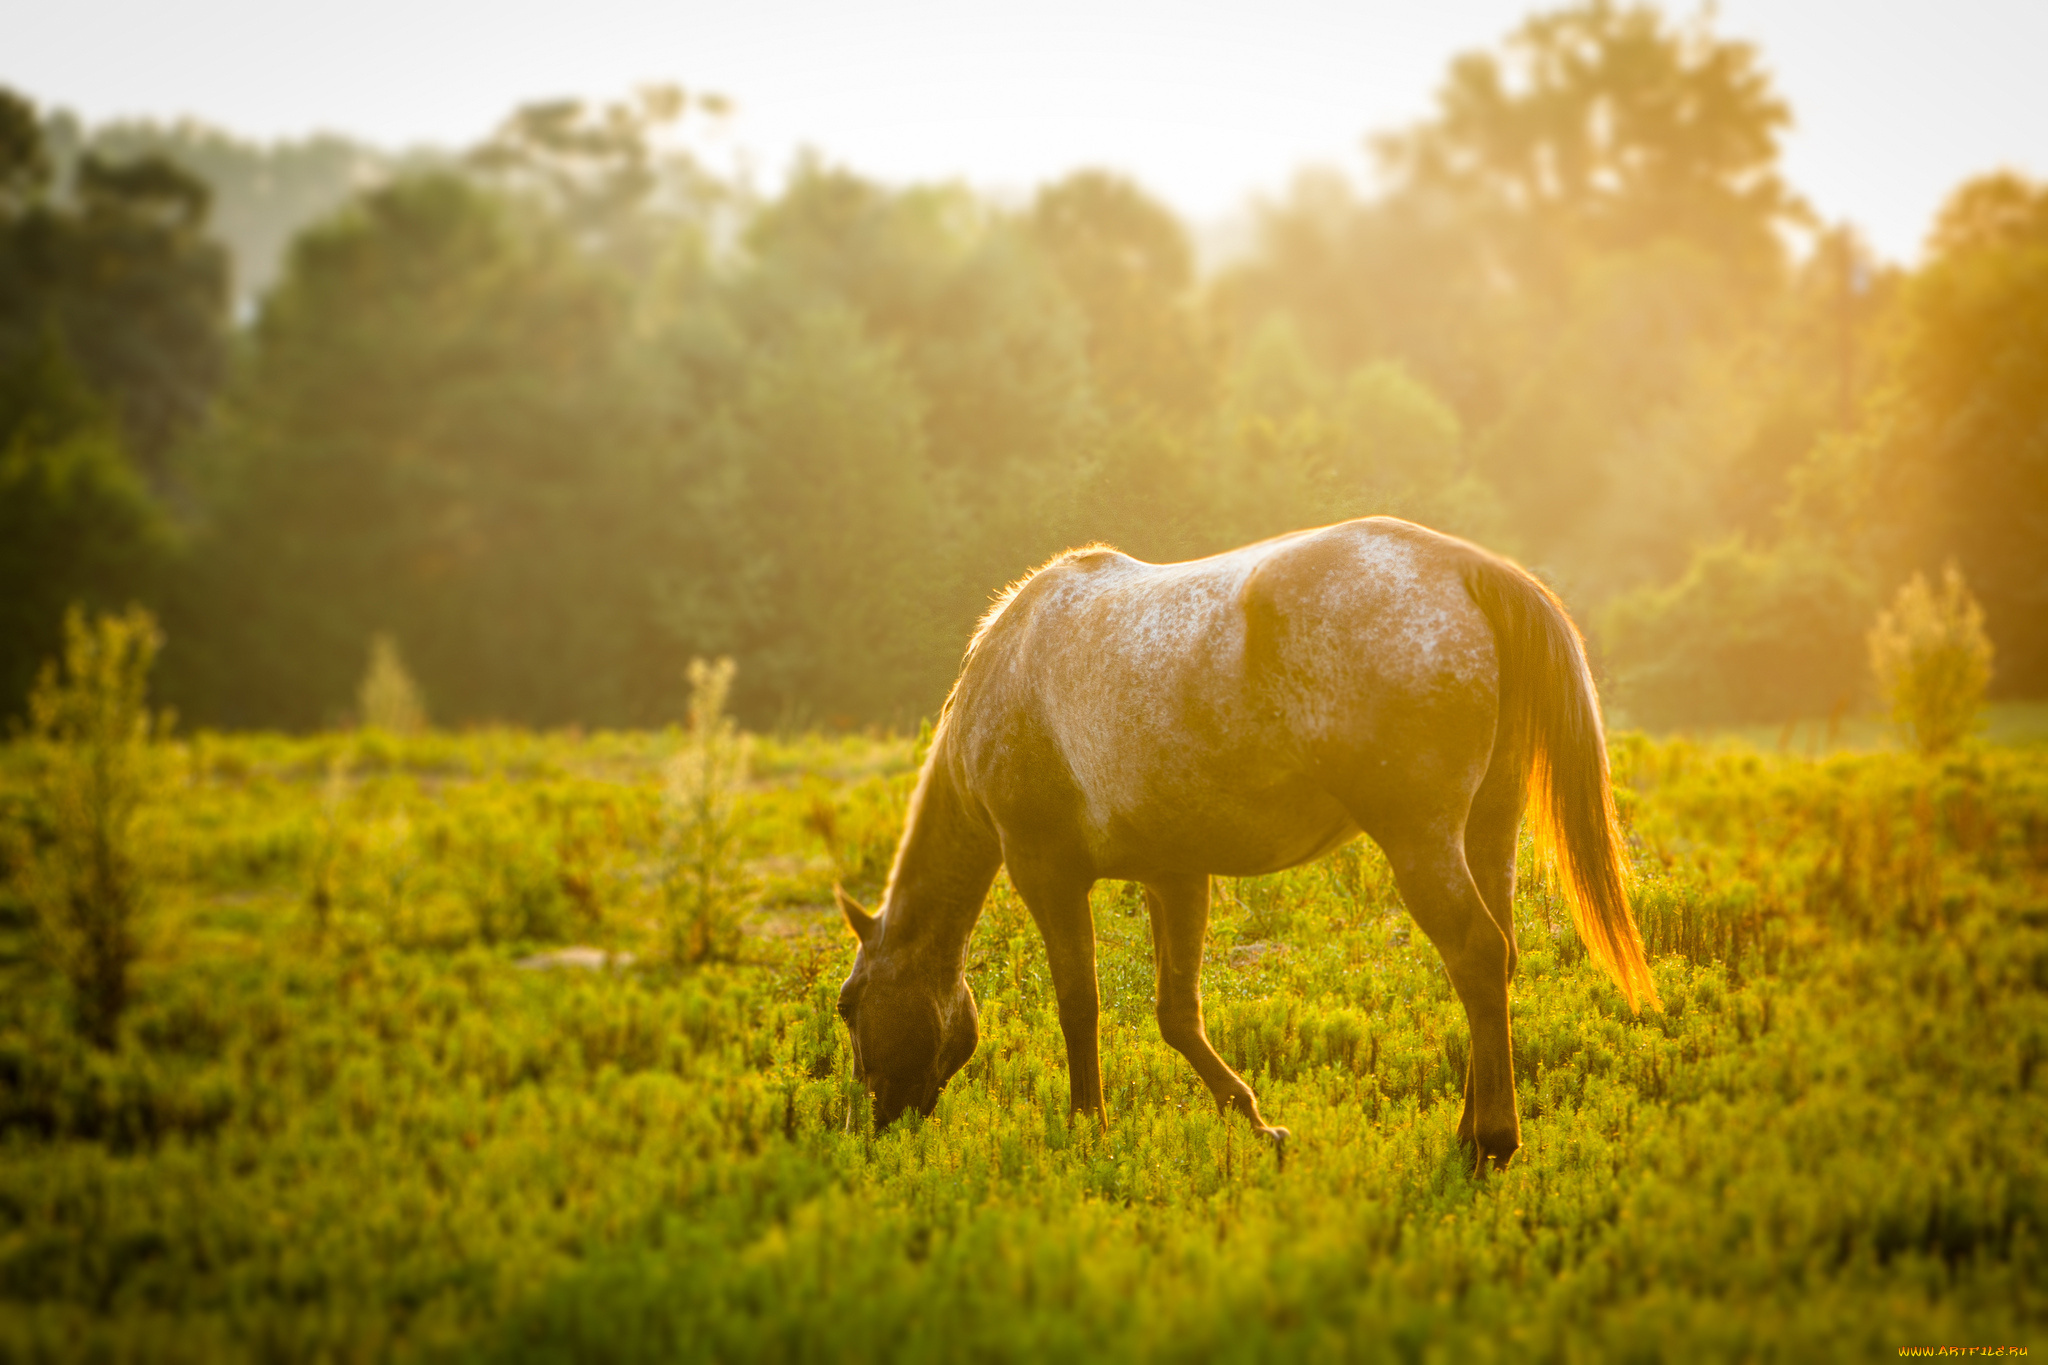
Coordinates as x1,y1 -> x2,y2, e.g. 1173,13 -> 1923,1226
834,516 -> 1659,1172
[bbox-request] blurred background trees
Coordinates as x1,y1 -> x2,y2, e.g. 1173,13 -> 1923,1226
0,91 -> 195,717
1,0 -> 2041,732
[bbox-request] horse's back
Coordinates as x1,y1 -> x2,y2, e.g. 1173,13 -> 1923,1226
952,519 -> 1503,876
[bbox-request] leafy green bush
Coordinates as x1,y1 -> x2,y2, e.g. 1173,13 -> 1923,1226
1868,564 -> 1995,755
660,658 -> 753,964
1603,538 -> 1874,728
0,338 -> 170,721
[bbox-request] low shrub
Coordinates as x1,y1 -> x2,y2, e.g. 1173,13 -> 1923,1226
1869,563 -> 1995,755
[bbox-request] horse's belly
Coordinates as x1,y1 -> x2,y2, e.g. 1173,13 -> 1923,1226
1085,760 -> 1357,880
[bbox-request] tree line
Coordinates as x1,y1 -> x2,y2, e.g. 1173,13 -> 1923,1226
3,1 -> 2042,732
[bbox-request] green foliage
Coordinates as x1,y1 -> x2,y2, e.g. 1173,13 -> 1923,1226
0,89 -> 50,213
184,172 -> 654,728
0,335 -> 171,719
1475,239 -> 1764,577
40,106 -> 445,308
1223,0 -> 1812,527
0,92 -> 228,478
0,96 -> 200,720
1214,169 -> 1506,422
1379,0 -> 1804,289
9,607 -> 168,1049
0,726 -> 2042,1359
670,304 -> 953,723
13,7 -> 2048,739
1856,171 -> 2048,694
1210,3 -> 1921,659
1869,565 -> 1995,756
660,659 -> 753,965
1603,538 -> 1874,728
467,85 -> 727,279
1027,170 -> 1214,418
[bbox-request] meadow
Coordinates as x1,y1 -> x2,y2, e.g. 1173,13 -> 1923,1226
0,721 -> 2044,1362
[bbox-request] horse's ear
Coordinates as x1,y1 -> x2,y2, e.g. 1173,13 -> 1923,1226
835,884 -> 876,945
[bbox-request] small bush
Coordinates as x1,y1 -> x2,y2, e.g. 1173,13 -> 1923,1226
10,606 -> 167,1048
356,633 -> 426,736
660,658 -> 753,965
1868,564 -> 1994,755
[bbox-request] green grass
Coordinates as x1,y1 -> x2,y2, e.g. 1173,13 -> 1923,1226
1660,699 -> 2048,756
0,728 -> 2043,1361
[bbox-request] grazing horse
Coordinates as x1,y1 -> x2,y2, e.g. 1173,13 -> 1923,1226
835,517 -> 1659,1172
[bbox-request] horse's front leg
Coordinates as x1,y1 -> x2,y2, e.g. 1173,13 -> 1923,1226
1009,862 -> 1107,1129
1144,874 -> 1288,1142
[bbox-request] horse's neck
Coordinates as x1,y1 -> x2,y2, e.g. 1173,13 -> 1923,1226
876,746 -> 1002,969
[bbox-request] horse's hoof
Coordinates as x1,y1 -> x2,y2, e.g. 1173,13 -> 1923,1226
1470,1144 -> 1516,1177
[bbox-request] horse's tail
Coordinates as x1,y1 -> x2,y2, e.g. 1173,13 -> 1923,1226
1463,556 -> 1661,1013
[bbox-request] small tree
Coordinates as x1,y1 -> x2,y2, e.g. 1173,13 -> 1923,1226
357,633 -> 426,735
15,606 -> 167,1048
660,658 -> 753,965
1868,564 -> 1995,756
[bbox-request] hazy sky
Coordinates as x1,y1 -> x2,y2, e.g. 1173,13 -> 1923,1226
7,0 -> 2044,264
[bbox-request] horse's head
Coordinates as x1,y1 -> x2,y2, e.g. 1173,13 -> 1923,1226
835,887 -> 979,1130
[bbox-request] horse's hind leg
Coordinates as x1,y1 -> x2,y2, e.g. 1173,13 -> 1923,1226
1371,823 -> 1520,1172
1144,873 -> 1287,1141
1457,753 -> 1527,1150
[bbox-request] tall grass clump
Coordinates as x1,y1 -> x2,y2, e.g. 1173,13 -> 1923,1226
1868,563 -> 1994,755
356,632 -> 427,736
304,746 -> 351,939
9,606 -> 167,1048
661,657 -> 753,964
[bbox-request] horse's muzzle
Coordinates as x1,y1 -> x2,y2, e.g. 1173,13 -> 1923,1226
868,1078 -> 941,1132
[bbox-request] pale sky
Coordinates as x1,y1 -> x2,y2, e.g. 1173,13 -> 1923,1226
5,0 -> 2045,264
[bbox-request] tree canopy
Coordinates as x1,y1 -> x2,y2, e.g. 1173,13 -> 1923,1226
3,1 -> 2042,730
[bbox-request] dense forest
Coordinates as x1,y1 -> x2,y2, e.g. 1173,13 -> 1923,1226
3,1 -> 2043,732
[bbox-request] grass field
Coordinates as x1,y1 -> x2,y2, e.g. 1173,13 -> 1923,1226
1656,701 -> 2048,759
1,724 -> 2044,1361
